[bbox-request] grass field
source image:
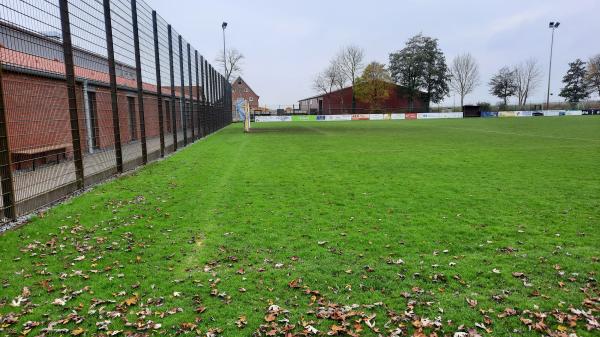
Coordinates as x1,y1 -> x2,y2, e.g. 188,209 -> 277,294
0,117 -> 599,337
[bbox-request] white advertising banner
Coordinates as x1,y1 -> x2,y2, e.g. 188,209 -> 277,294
542,110 -> 561,117
369,114 -> 384,120
565,110 -> 583,116
324,114 -> 352,121
417,112 -> 463,119
255,116 -> 292,122
390,113 -> 406,120
515,111 -> 533,117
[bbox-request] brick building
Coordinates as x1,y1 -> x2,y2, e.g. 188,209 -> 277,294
298,84 -> 428,114
231,76 -> 259,120
0,22 -> 195,170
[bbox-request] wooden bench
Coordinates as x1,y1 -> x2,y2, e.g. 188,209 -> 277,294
12,144 -> 69,171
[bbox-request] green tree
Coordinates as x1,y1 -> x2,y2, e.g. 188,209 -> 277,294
389,34 -> 450,110
489,67 -> 517,106
354,62 -> 393,110
559,59 -> 590,104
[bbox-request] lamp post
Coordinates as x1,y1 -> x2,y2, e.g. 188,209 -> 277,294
222,22 -> 227,79
546,21 -> 560,110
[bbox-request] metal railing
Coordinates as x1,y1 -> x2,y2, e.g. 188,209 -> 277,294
0,0 -> 232,221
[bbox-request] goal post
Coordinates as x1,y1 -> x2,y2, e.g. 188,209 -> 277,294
244,101 -> 251,132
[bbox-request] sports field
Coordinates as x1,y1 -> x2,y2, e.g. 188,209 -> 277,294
0,117 -> 599,336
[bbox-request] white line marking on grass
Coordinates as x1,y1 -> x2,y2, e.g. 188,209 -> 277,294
432,126 -> 600,143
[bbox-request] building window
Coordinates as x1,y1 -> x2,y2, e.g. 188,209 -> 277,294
244,88 -> 248,92
128,97 -> 137,141
164,99 -> 172,133
87,92 -> 100,150
249,97 -> 254,102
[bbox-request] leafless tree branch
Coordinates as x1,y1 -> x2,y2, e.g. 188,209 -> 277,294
449,53 -> 480,108
514,58 -> 542,106
336,45 -> 365,86
216,48 -> 244,82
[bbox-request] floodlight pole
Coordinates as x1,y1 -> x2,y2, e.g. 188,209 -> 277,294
222,22 -> 227,80
546,22 -> 559,110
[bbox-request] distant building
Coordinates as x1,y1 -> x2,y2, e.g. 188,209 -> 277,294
298,84 -> 428,114
231,77 -> 259,120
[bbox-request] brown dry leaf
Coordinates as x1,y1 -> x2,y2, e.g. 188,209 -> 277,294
498,308 -> 517,318
466,298 -> 478,308
124,293 -> 139,306
236,315 -> 248,328
71,327 -> 85,336
180,322 -> 197,331
328,324 -> 346,334
288,278 -> 302,288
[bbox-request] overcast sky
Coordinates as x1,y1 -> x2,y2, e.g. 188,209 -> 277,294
146,0 -> 599,107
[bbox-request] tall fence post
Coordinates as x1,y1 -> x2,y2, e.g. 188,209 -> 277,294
187,43 -> 194,141
218,72 -> 222,129
131,0 -> 147,164
218,74 -> 222,129
220,75 -> 225,128
208,65 -> 213,134
201,57 -> 207,137
178,35 -> 187,146
207,61 -> 212,135
167,25 -> 177,151
210,65 -> 219,131
58,0 -> 85,189
103,0 -> 123,173
152,10 -> 165,157
208,65 -> 216,133
0,65 -> 16,220
195,51 -> 202,138
205,60 -> 210,135
227,82 -> 232,124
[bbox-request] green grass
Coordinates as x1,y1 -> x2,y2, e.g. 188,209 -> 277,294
1,117 -> 599,337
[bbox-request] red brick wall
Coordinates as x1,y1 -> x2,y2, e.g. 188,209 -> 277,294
1,71 -> 188,169
2,71 -> 77,153
321,86 -> 427,113
231,79 -> 259,109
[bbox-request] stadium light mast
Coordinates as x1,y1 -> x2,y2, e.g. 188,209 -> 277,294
546,21 -> 560,110
222,22 -> 228,79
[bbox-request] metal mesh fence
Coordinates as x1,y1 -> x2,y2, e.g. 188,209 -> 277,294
0,0 -> 232,221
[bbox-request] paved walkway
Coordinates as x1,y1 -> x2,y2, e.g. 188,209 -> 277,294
3,130 -> 195,214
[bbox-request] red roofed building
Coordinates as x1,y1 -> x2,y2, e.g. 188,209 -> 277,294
298,84 -> 428,114
0,22 -> 196,170
231,77 -> 259,120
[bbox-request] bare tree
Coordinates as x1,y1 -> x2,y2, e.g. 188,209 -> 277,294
336,45 -> 364,110
513,58 -> 542,106
314,60 -> 346,92
449,53 -> 480,108
216,48 -> 244,82
312,61 -> 345,113
586,54 -> 600,98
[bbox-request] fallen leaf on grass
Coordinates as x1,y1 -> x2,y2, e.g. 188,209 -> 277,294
71,327 -> 85,336
466,298 -> 478,308
236,315 -> 248,328
288,278 -> 302,288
